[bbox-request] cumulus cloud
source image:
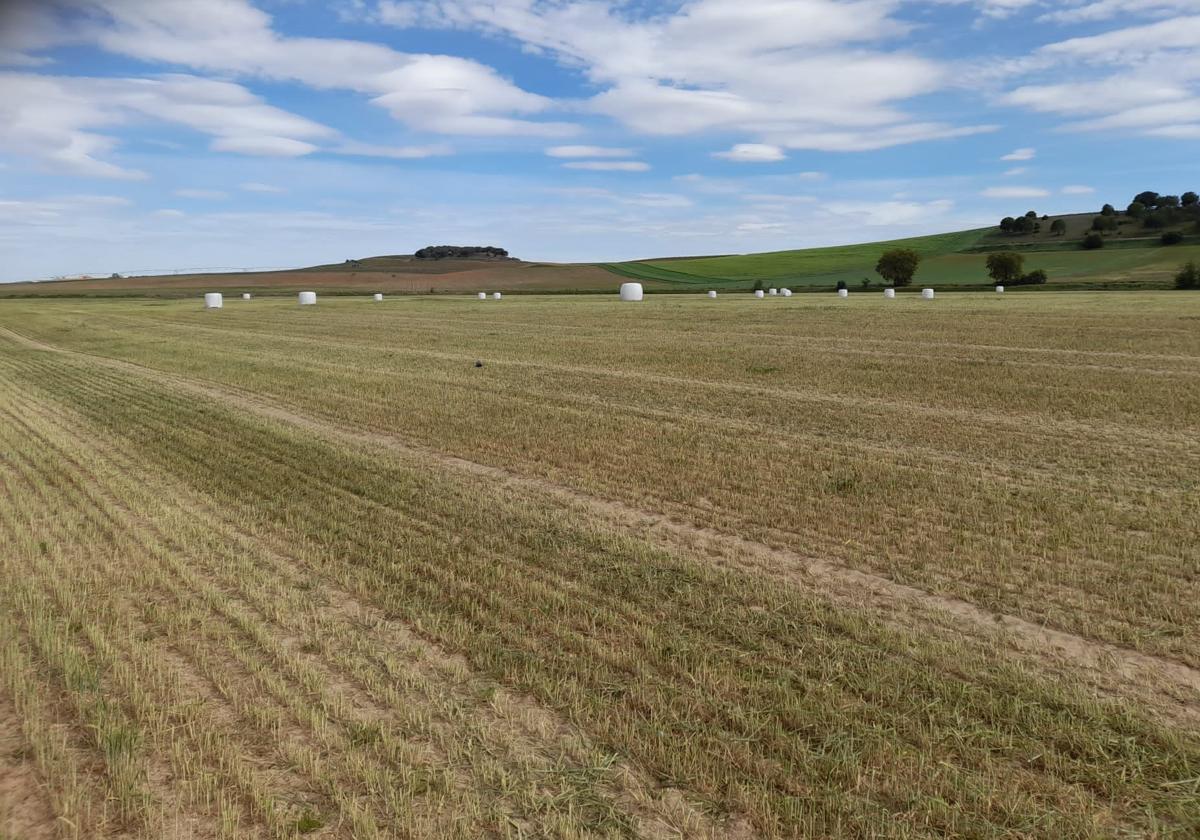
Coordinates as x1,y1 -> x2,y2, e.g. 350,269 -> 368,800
997,15 -> 1200,141
713,143 -> 786,162
981,186 -> 1050,198
822,198 -> 955,226
1038,0 -> 1199,25
374,0 -> 992,152
562,160 -> 650,171
174,189 -> 229,200
1001,147 -> 1036,161
545,145 -> 635,158
211,136 -> 319,156
0,72 -> 339,178
0,0 -> 572,180
335,141 -> 454,158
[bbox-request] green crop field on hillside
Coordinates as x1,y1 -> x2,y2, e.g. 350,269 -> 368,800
602,226 -> 1200,290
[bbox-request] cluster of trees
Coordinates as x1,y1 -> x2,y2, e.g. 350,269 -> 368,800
414,245 -> 510,259
997,188 -> 1198,250
986,252 -> 1046,286
999,210 -> 1044,235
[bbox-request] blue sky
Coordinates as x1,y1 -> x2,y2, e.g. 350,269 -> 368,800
1,0 -> 1198,281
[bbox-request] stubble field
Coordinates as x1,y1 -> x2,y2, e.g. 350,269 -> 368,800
1,291 -> 1198,838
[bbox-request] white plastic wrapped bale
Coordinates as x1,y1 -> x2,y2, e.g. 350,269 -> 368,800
242,293 -> 251,301
707,290 -> 717,298
478,292 -> 487,300
754,289 -> 764,299
768,288 -> 778,296
838,289 -> 849,298
298,291 -> 317,305
781,288 -> 792,297
996,285 -> 1005,293
373,293 -> 383,302
922,288 -> 935,299
204,292 -> 223,309
883,288 -> 896,299
619,282 -> 643,301
493,292 -> 503,300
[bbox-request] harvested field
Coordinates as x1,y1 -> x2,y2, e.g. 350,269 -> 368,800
1,291 -> 1198,838
1,261 -> 619,298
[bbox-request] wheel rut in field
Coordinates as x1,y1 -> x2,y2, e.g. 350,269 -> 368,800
4,325 -> 1198,722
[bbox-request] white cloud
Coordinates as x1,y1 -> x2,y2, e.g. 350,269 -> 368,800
375,0 -> 991,152
822,198 -> 955,226
335,141 -> 454,158
981,186 -> 1050,198
996,15 -> 1200,141
1040,15 -> 1200,60
239,182 -> 285,193
211,136 -> 319,156
153,208 -> 185,217
562,161 -> 650,171
1001,147 -> 1036,161
1061,185 -> 1095,195
1003,166 -> 1028,176
713,143 -> 786,162
174,188 -> 229,200
545,145 -> 635,158
1145,123 -> 1200,139
0,71 -> 336,178
736,222 -> 788,232
1038,1 -> 1199,25
64,0 -> 574,138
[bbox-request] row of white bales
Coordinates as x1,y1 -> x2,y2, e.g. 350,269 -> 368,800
203,282 -> 1006,308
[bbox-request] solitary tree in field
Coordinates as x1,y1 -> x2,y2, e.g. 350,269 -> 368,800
1176,261 -> 1199,289
1101,204 -> 1116,216
1183,191 -> 1198,207
875,248 -> 921,287
1050,218 -> 1067,236
986,252 -> 1024,285
1082,232 -> 1105,249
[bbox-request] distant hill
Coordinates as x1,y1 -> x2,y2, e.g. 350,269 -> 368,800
5,197 -> 1198,297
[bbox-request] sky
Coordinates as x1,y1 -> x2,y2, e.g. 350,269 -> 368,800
1,0 -> 1198,281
